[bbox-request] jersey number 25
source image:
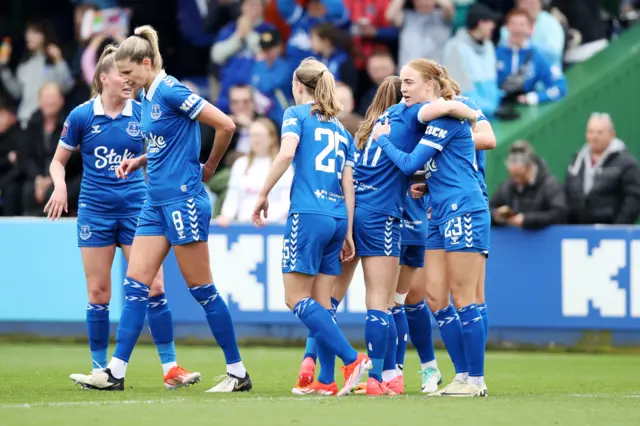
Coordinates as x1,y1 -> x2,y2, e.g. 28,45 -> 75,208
315,128 -> 347,177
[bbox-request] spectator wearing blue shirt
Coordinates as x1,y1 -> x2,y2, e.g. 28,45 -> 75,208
496,9 -> 566,106
443,3 -> 500,118
277,0 -> 350,67
252,29 -> 292,127
310,23 -> 358,94
211,0 -> 275,113
500,0 -> 565,66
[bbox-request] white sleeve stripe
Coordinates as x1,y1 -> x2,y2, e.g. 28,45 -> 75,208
420,140 -> 443,151
417,105 -> 427,124
345,160 -> 354,167
58,140 -> 76,150
189,100 -> 207,120
281,132 -> 300,141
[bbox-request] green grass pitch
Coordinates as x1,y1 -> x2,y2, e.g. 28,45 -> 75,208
1,343 -> 639,426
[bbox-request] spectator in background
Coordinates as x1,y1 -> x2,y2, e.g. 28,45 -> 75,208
335,82 -> 363,136
452,0 -> 479,31
443,3 -> 500,117
21,83 -> 82,216
553,0 -> 608,65
388,0 -> 455,68
500,0 -> 565,66
343,0 -> 397,71
0,103 -> 23,215
277,0 -> 350,67
491,140 -> 567,229
80,33 -> 125,88
0,21 -> 73,128
252,29 -> 291,126
211,0 -> 275,113
216,117 -> 291,226
310,23 -> 358,93
207,84 -> 265,216
496,9 -> 566,107
357,50 -> 396,115
565,113 -> 640,225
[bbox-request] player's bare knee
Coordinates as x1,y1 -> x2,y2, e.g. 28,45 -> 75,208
405,287 -> 425,305
87,281 -> 111,304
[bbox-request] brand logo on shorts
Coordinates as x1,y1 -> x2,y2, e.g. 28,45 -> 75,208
126,121 -> 141,137
80,225 -> 92,241
151,104 -> 162,120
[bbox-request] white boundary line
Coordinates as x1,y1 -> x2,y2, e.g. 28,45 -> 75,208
2,394 -> 640,409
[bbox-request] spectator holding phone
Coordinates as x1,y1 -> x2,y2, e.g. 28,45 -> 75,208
491,140 -> 567,229
0,21 -> 73,128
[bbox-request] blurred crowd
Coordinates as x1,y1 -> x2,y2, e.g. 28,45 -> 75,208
0,0 -> 639,225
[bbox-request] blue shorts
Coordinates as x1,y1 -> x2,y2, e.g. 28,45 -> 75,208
400,244 -> 426,268
354,207 -> 401,257
136,187 -> 211,245
282,213 -> 347,276
425,210 -> 490,253
77,213 -> 137,247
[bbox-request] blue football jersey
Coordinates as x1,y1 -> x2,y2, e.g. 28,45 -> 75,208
59,97 -> 146,218
376,116 -> 486,225
402,192 -> 428,245
281,104 -> 353,219
140,70 -> 207,206
354,102 -> 426,219
456,95 -> 489,202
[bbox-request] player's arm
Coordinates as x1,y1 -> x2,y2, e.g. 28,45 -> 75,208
341,164 -> 355,261
376,134 -> 439,176
196,103 -> 236,181
45,145 -> 74,219
261,134 -> 299,197
473,120 -> 496,150
418,100 -> 477,124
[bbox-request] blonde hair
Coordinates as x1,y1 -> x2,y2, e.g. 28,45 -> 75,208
440,65 -> 461,96
246,118 -> 279,174
406,59 -> 456,100
354,76 -> 401,151
114,25 -> 163,71
91,45 -> 118,97
294,57 -> 342,120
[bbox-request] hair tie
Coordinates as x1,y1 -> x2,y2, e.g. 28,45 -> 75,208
132,33 -> 146,41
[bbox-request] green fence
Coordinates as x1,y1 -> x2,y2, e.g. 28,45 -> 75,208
486,25 -> 640,194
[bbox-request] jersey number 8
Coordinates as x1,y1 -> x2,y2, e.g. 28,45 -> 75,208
315,128 -> 347,175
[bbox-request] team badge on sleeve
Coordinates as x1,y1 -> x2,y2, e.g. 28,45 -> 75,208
61,120 -> 70,138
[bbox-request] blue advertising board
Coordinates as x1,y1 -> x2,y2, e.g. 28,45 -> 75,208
1,219 -> 639,334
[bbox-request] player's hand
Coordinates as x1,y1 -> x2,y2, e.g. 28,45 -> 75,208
340,234 -> 355,262
44,185 -> 68,220
410,183 -> 426,199
427,206 -> 432,221
251,194 -> 269,227
116,157 -> 140,179
372,117 -> 390,141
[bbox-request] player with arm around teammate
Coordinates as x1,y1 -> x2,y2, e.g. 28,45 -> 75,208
252,58 -> 371,397
407,76 -> 495,394
69,26 -> 251,393
373,59 -> 490,397
45,45 -> 200,390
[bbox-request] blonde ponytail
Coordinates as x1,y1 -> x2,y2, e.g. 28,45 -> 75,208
354,76 -> 401,150
91,44 -> 118,97
294,57 -> 342,120
115,25 -> 163,70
